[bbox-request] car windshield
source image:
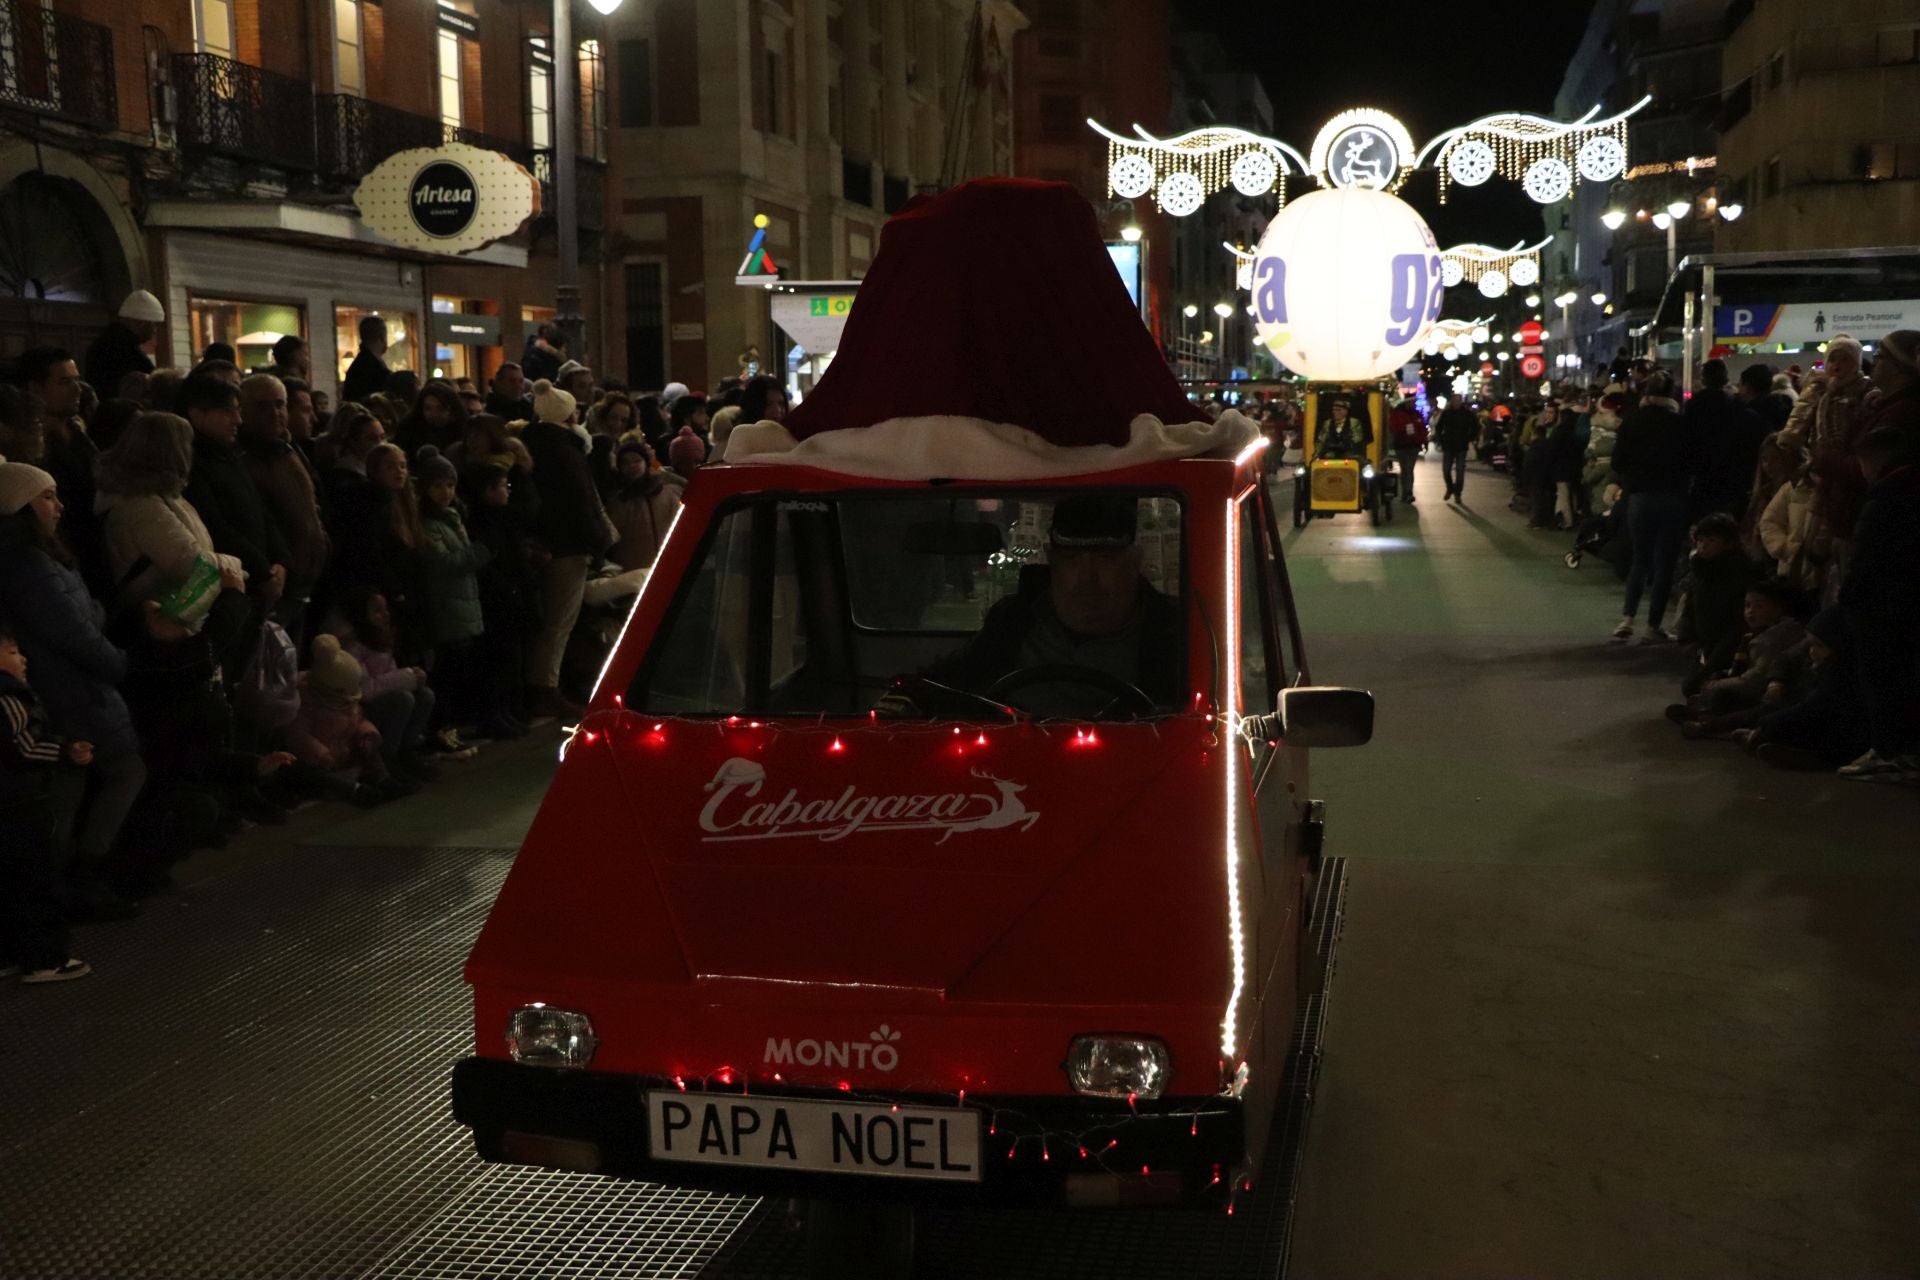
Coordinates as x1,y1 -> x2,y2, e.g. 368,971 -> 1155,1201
626,489 -> 1187,720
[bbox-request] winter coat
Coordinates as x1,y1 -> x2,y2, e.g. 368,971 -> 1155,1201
1679,551 -> 1757,674
484,391 -> 533,422
1386,407 -> 1428,451
607,478 -> 681,571
327,485 -> 426,619
0,547 -> 138,757
239,434 -> 329,592
186,434 -> 288,585
1546,416 -> 1584,484
1608,397 -> 1693,496
1781,371 -> 1872,457
342,349 -> 391,407
1688,387 -> 1769,517
41,417 -> 107,592
1433,406 -> 1478,452
1721,616 -> 1809,697
1839,462 -> 1920,627
83,321 -> 155,401
285,679 -> 381,773
95,489 -> 244,621
0,671 -> 71,810
521,419 -> 615,557
320,617 -> 425,703
1758,481 -> 1823,589
467,500 -> 542,631
419,504 -> 492,645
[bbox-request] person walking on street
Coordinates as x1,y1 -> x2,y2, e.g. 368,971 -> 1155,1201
342,315 -> 392,407
1434,402 -> 1477,502
1386,398 -> 1428,503
1610,372 -> 1695,643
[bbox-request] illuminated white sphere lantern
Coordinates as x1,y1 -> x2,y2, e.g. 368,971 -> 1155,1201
1250,187 -> 1443,382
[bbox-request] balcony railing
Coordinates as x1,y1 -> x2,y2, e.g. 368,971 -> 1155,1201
316,93 -> 443,181
172,52 -> 315,171
530,149 -> 605,232
446,122 -> 528,165
0,0 -> 116,129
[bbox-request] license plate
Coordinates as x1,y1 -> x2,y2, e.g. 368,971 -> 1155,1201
645,1091 -> 982,1183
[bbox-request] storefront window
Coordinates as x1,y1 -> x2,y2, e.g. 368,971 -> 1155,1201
334,305 -> 418,385
188,295 -> 306,371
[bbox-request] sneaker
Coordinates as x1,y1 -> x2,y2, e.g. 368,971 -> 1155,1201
1610,617 -> 1636,642
1838,750 -> 1900,777
1639,627 -> 1675,645
21,958 -> 91,984
1564,552 -> 1582,569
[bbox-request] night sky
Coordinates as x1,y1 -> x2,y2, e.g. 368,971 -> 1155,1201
1178,1 -> 1594,254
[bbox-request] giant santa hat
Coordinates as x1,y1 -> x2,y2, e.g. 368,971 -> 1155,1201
727,178 -> 1254,478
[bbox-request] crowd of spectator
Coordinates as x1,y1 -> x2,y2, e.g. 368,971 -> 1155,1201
1475,332 -> 1920,786
0,291 -> 792,983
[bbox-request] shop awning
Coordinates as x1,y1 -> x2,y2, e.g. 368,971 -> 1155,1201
144,200 -> 529,269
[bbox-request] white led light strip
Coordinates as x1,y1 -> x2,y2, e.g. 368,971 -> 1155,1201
1219,498 -> 1247,1061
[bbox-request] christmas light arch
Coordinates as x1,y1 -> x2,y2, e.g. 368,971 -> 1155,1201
1092,95 -> 1652,215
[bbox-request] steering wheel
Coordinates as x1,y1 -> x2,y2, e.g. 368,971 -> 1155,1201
987,664 -> 1156,718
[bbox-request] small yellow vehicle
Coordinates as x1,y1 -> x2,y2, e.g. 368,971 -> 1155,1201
1289,384 -> 1395,528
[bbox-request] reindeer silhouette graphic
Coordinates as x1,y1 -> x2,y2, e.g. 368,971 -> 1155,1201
937,769 -> 1042,844
1338,132 -> 1388,187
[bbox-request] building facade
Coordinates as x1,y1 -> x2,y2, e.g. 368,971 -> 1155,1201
1716,0 -> 1920,253
0,0 -> 610,397
599,0 -> 1028,394
1547,0 -> 1725,374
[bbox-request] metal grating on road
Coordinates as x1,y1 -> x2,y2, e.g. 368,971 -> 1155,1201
368,1168 -> 756,1280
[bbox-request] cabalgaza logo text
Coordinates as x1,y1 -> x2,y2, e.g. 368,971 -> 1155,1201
700,758 -> 1040,844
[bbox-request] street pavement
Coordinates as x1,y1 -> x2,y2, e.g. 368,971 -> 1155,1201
0,457 -> 1913,1278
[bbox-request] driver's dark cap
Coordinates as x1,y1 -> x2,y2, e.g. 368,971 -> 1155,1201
1049,493 -> 1137,549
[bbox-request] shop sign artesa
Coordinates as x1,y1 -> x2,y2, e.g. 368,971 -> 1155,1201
354,142 -> 538,255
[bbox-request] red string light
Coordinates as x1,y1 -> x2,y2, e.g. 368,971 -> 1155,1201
829,737 -> 846,754
673,1075 -> 686,1091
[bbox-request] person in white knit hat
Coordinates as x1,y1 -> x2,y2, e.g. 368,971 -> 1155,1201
84,290 -> 164,404
519,379 -> 615,720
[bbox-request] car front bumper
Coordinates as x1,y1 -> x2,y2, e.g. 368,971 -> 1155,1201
451,1056 -> 1246,1207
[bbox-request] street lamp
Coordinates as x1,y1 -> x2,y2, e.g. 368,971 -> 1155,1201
1600,208 -> 1628,231
1183,303 -> 1200,318
1213,301 -> 1235,319
553,0 -> 625,359
1666,198 -> 1692,220
1121,224 -> 1144,243
1524,293 -> 1541,307
1718,203 -> 1744,222
1590,291 -> 1607,306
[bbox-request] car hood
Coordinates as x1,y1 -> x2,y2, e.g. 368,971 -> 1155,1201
467,717 -> 1229,1008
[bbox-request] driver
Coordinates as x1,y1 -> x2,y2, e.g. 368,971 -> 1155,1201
1315,397 -> 1372,460
913,493 -> 1182,716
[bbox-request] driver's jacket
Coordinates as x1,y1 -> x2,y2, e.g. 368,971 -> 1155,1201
925,577 -> 1184,711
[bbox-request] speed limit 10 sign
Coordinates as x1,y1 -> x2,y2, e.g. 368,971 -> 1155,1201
1519,353 -> 1547,380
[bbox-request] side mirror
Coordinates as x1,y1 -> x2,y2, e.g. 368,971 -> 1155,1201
1243,687 -> 1374,748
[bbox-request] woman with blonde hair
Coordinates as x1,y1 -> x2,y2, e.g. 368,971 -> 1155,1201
93,411 -> 246,627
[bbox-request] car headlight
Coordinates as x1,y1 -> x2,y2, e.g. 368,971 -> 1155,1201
508,1004 -> 599,1068
1361,465 -> 1376,480
1065,1035 -> 1170,1099
1293,465 -> 1307,478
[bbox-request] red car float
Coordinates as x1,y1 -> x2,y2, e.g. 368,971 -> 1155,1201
451,179 -> 1372,1273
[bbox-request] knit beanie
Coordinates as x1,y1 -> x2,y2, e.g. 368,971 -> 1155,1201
308,634 -> 364,699
531,378 -> 576,425
668,425 -> 707,471
1877,329 -> 1920,377
1826,333 -> 1864,362
0,461 -> 56,515
414,444 -> 458,487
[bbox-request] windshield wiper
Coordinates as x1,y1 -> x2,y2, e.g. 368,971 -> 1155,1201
890,675 -> 1026,722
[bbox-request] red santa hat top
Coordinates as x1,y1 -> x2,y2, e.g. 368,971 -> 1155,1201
783,178 -> 1198,448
